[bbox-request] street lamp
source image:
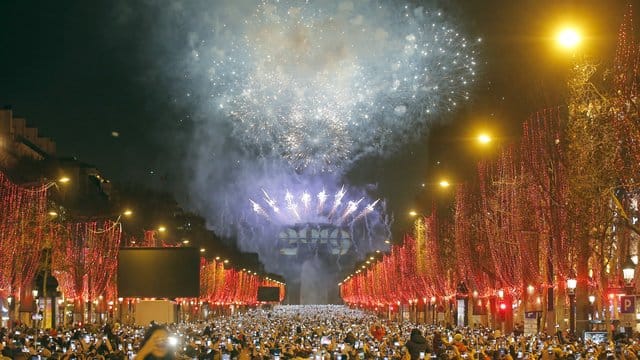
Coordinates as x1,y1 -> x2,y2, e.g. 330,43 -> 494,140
477,133 -> 492,145
122,209 -> 133,217
409,210 -> 418,217
58,176 -> 71,184
567,274 -> 577,335
556,27 -> 582,50
157,226 -> 166,233
623,257 -> 636,286
439,180 -> 451,189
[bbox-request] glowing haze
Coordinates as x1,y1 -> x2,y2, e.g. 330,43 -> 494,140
118,0 -> 478,299
198,0 -> 478,172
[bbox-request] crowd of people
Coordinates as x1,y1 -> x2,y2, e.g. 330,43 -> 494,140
0,305 -> 637,360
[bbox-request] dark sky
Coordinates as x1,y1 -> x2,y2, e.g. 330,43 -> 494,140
0,0 -> 632,234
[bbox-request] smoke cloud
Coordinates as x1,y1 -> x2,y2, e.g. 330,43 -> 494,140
113,0 -> 476,302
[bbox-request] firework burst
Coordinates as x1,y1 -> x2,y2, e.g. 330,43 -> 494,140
195,0 -> 478,172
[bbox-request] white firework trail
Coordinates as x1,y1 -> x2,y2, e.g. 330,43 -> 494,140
354,199 -> 380,221
250,186 -> 379,226
301,191 -> 311,212
284,190 -> 301,221
317,189 -> 328,213
339,198 -> 364,223
262,189 -> 280,214
328,186 -> 347,219
249,199 -> 269,219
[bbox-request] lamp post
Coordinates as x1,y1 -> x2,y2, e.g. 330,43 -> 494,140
622,257 -> 636,335
567,275 -> 577,335
430,296 -> 437,324
623,257 -> 636,291
588,294 -> 596,327
32,289 -> 39,328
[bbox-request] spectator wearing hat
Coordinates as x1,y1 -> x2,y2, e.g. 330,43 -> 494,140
452,333 -> 468,354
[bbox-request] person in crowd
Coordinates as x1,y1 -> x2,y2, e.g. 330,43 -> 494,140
136,325 -> 174,360
405,328 -> 429,360
0,305 -> 639,360
370,323 -> 386,342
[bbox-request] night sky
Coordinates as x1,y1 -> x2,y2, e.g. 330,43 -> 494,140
0,0 -> 631,235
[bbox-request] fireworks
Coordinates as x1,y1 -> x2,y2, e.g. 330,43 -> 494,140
250,186 -> 380,227
195,0 -> 478,172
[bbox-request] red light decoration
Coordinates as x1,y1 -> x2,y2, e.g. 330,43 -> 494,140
0,172 -> 50,303
199,257 -> 285,305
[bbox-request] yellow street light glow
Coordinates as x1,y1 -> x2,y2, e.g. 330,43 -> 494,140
384,240 -> 391,244
58,176 -> 71,184
369,256 -> 375,260
215,256 -> 221,260
182,239 -> 190,244
157,226 -> 166,232
123,209 -> 133,217
557,27 -> 581,49
409,210 -> 418,217
200,248 -> 206,253
48,211 -> 58,217
439,180 -> 451,188
223,259 -> 230,264
477,133 -> 491,144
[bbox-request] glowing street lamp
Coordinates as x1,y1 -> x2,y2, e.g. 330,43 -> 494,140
623,257 -> 636,285
409,210 -> 418,217
556,27 -> 582,50
48,211 -> 58,217
477,133 -> 492,145
567,274 -> 577,334
439,180 -> 451,189
122,209 -> 133,217
157,226 -> 166,233
200,248 -> 206,253
58,176 -> 71,184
